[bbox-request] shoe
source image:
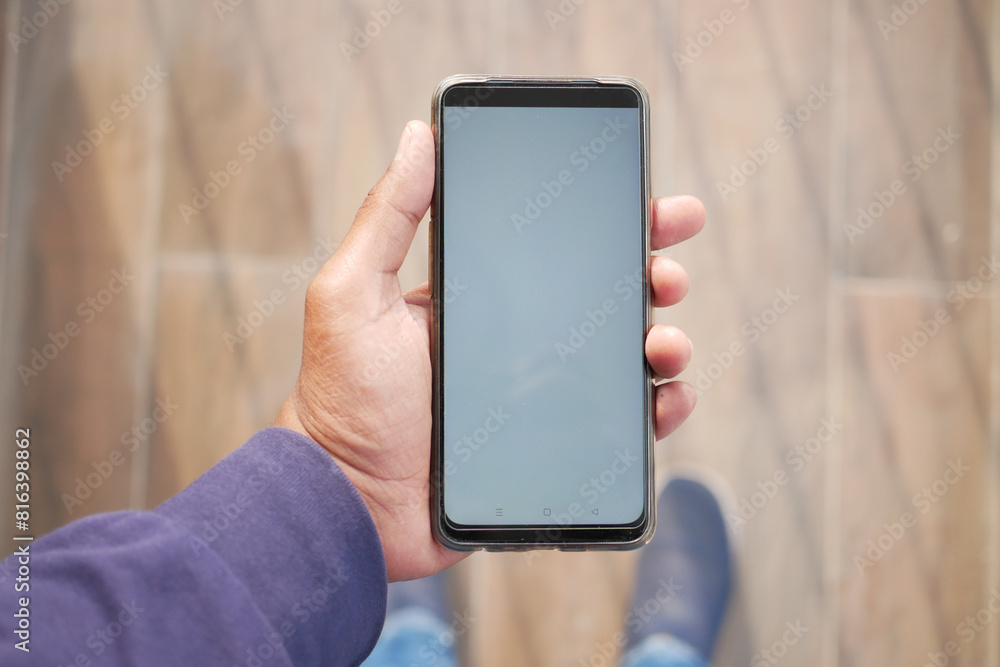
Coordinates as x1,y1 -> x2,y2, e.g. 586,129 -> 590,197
625,475 -> 733,659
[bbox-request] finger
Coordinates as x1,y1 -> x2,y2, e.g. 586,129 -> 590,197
645,325 -> 693,379
650,256 -> 689,308
654,381 -> 697,440
334,120 -> 435,279
651,195 -> 705,251
403,281 -> 432,332
403,280 -> 430,306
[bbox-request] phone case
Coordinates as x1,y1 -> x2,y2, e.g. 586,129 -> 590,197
429,75 -> 654,551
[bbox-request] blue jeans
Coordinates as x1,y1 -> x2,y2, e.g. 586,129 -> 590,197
364,610 -> 707,667
362,608 -> 458,667
620,634 -> 709,667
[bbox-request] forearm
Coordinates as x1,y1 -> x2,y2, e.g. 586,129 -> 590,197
0,427 -> 387,666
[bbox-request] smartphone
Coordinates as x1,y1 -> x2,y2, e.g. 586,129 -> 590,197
430,75 -> 653,551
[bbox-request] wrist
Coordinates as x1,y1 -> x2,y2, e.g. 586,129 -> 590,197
273,396 -> 308,437
273,396 -> 388,555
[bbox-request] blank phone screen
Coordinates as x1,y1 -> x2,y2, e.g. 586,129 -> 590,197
440,87 -> 647,529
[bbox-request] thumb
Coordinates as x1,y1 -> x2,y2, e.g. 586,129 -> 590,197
338,120 -> 435,279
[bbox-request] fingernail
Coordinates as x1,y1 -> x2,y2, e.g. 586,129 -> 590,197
394,122 -> 414,161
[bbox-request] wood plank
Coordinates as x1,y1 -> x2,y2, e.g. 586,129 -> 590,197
0,0 -> 15,550
143,0 -> 330,506
145,259 -> 307,505
843,0 -> 991,280
0,0 -> 166,544
155,0 -> 320,256
837,1 -> 995,665
839,291 -> 992,667
666,0 -> 833,664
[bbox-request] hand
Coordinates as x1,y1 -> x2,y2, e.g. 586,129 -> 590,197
275,120 -> 704,582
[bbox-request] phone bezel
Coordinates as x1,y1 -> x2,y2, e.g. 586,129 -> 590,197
429,75 -> 654,551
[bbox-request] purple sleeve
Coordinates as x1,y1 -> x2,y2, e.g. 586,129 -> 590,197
0,427 -> 387,667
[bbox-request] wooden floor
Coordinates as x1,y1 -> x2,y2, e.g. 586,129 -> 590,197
0,1 -> 997,665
